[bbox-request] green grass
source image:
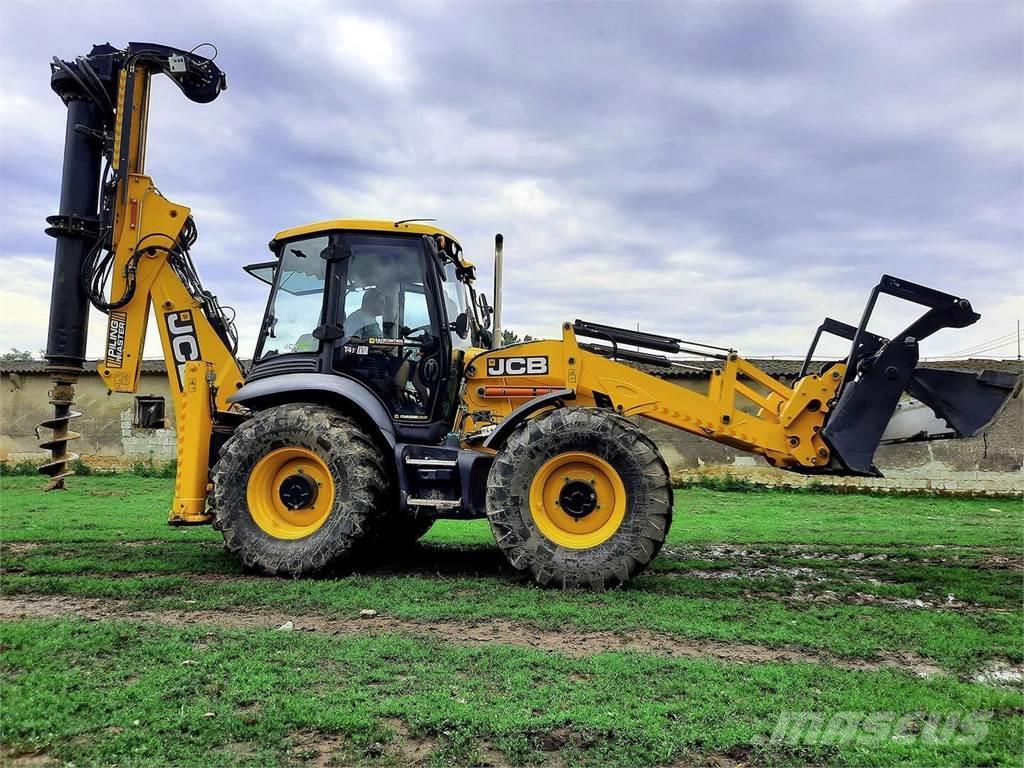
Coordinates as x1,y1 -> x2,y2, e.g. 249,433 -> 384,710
7,538 -> 1021,606
4,569 -> 1020,671
3,619 -> 1022,768
2,475 -> 1022,766
3,475 -> 1021,547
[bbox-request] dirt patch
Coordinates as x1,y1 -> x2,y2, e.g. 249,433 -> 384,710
529,725 -> 603,753
1,542 -> 40,555
0,594 -> 952,678
0,747 -> 58,767
661,543 -> 1024,570
381,718 -> 438,765
976,554 -> 1024,572
235,701 -> 263,725
657,565 -> 1004,614
285,729 -> 352,768
670,565 -> 830,581
973,661 -> 1024,688
777,589 -> 1008,614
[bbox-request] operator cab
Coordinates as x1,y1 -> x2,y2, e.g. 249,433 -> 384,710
245,220 -> 490,440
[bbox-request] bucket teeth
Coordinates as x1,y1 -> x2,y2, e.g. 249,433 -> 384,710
37,377 -> 81,490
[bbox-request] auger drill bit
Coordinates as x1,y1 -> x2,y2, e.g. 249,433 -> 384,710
37,374 -> 82,490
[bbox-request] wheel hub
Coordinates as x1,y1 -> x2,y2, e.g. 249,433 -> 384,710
278,472 -> 318,510
527,452 -> 626,549
559,480 -> 598,519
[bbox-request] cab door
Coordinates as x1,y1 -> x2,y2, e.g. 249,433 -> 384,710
330,233 -> 454,441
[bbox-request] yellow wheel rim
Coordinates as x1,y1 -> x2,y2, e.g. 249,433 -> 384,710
247,447 -> 335,539
528,452 -> 626,549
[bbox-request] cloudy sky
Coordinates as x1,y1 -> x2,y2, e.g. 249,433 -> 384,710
1,0 -> 1021,363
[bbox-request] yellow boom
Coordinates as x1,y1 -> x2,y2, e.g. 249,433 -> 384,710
463,324 -> 843,470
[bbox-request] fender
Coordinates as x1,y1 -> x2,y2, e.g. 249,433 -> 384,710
482,388 -> 575,450
228,373 -> 397,446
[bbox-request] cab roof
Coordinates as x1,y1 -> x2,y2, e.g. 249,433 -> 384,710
271,218 -> 474,274
273,218 -> 460,247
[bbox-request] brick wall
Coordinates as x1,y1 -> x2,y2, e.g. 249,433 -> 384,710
118,408 -> 178,461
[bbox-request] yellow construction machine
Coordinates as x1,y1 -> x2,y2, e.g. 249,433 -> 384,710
39,43 -> 1021,588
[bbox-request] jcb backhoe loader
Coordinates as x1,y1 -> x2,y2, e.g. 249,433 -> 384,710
38,43 -> 1021,589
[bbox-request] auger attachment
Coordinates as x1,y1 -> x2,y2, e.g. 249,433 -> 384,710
37,375 -> 83,489
803,275 -> 1022,477
37,47 -> 106,486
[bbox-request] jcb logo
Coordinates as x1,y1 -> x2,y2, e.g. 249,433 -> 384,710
486,356 -> 549,376
165,310 -> 201,390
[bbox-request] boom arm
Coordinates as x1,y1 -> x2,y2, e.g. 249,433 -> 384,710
98,173 -> 245,522
464,325 -> 840,470
41,42 -> 243,521
463,277 -> 1021,477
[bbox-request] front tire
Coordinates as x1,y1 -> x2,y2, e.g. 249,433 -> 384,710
210,404 -> 387,576
486,408 -> 672,589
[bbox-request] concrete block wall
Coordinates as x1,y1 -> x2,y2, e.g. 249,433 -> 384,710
118,408 -> 177,461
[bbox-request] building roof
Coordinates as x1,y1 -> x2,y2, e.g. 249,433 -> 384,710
3,357 -> 1019,379
0,359 -> 176,375
633,357 -> 1023,379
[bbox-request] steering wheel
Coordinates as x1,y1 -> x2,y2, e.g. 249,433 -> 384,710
397,324 -> 430,362
403,324 -> 431,341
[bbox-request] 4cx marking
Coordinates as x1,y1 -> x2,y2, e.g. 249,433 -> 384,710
164,310 -> 201,390
486,356 -> 549,376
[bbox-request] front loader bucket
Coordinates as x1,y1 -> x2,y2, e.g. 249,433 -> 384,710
800,275 -> 1022,476
906,368 -> 1022,438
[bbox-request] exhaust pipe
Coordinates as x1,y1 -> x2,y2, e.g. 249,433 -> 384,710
492,233 -> 503,349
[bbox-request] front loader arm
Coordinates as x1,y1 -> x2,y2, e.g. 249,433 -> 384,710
464,274 -> 1020,477
463,324 -> 841,470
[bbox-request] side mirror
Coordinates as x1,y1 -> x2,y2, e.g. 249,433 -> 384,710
476,293 -> 494,329
454,311 -> 471,339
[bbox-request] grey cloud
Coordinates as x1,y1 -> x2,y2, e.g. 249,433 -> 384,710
0,0 -> 1020,360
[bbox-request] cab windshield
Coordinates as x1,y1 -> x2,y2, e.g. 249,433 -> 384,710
256,234 -> 328,358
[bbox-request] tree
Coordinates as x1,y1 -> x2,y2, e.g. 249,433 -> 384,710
0,348 -> 35,362
501,330 -> 535,346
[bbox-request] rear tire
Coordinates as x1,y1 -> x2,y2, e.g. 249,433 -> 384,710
210,404 -> 387,577
486,408 -> 672,590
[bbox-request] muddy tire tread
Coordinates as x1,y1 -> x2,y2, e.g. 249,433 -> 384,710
485,407 -> 672,590
210,403 -> 388,577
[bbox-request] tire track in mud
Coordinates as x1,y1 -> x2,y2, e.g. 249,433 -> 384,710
660,544 -> 1024,571
2,565 -> 1010,614
0,593 -> 950,677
